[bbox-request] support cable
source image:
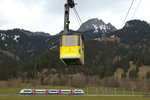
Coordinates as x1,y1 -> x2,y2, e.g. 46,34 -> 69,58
74,7 -> 83,24
73,7 -> 81,26
132,0 -> 142,19
122,0 -> 135,27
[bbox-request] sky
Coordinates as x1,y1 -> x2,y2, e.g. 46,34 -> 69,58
0,0 -> 149,35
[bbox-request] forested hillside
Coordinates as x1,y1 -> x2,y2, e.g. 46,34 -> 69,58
0,20 -> 150,92
18,20 -> 150,77
0,50 -> 18,80
0,29 -> 59,62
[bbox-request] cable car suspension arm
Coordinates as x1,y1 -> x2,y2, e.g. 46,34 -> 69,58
64,0 -> 75,34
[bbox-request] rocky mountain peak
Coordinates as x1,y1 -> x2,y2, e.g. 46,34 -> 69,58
124,20 -> 150,29
78,18 -> 117,34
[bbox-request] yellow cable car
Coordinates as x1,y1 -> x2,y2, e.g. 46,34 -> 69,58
60,33 -> 84,65
60,0 -> 84,65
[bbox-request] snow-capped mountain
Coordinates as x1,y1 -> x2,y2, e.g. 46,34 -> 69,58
78,18 -> 117,34
0,18 -> 118,63
0,18 -> 117,62
0,29 -> 59,61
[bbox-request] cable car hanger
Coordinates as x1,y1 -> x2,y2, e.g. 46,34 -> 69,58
64,0 -> 75,34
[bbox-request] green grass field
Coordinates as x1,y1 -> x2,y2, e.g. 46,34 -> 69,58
0,96 -> 149,100
0,87 -> 144,95
0,81 -> 145,97
0,81 -> 148,100
83,88 -> 144,95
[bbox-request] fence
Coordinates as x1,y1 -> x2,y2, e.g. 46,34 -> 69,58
84,87 -> 144,95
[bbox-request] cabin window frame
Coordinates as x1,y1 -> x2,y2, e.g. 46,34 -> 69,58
60,37 -> 63,46
77,35 -> 81,46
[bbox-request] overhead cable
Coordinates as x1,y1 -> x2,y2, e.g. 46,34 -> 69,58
122,0 -> 135,27
73,7 -> 83,26
132,0 -> 142,19
73,7 -> 81,26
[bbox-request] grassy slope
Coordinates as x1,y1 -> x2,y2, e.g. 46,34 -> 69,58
0,96 -> 149,100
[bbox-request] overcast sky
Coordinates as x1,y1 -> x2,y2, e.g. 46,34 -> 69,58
0,0 -> 149,35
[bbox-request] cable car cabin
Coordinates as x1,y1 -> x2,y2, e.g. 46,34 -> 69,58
60,33 -> 84,65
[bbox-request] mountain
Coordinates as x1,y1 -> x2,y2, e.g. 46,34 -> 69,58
0,28 -> 60,62
78,18 -> 117,38
18,20 -> 150,78
111,20 -> 150,44
1,19 -> 150,91
13,20 -> 150,91
0,18 -> 116,63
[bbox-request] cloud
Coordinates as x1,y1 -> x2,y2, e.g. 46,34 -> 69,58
0,15 -> 12,27
0,0 -> 149,34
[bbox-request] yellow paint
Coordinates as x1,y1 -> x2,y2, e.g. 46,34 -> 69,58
60,34 -> 84,65
60,46 -> 80,57
63,35 -> 65,46
75,35 -> 77,46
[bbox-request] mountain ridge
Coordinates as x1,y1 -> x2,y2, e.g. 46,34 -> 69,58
0,19 -> 150,84
17,19 -> 150,79
0,28 -> 59,61
78,18 -> 117,33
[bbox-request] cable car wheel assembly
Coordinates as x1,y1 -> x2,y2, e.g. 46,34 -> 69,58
60,0 -> 84,65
